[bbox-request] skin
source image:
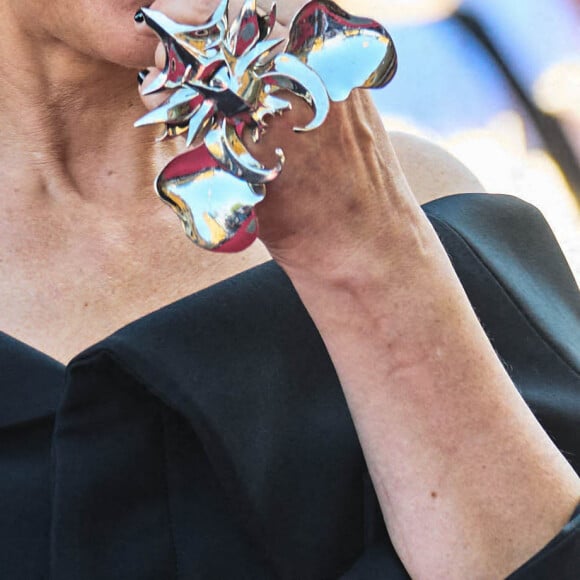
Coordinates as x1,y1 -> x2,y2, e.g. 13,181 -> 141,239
0,0 -> 578,578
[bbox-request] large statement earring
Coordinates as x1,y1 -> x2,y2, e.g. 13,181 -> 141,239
135,0 -> 397,252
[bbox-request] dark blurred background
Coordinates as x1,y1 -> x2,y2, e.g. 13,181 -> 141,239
346,0 -> 580,281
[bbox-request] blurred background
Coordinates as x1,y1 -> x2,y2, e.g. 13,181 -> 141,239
346,0 -> 580,282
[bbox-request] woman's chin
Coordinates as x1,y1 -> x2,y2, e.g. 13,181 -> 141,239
82,27 -> 158,71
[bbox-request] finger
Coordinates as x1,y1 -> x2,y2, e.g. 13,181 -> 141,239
134,41 -> 169,103
139,68 -> 172,110
154,42 -> 166,70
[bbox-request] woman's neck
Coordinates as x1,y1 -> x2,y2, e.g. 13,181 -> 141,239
0,7 -> 165,207
0,4 -> 271,364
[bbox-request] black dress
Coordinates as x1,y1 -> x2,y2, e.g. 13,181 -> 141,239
1,194 -> 579,579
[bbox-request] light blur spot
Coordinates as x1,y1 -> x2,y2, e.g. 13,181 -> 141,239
534,58 -> 580,117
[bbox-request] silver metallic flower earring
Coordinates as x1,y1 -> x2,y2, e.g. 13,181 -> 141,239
135,0 -> 397,252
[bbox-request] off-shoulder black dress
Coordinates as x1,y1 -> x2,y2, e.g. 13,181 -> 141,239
1,194 -> 579,579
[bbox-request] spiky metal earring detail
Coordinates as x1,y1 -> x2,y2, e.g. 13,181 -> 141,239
135,0 -> 397,251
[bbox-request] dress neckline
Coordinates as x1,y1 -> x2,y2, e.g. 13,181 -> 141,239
0,261 -> 276,370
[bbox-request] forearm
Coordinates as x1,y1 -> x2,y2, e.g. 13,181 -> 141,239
283,198 -> 580,579
135,2 -> 578,576
241,82 -> 579,576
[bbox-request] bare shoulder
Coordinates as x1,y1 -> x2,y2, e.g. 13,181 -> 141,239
390,131 -> 486,205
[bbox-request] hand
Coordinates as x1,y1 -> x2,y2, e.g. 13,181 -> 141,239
136,0 -> 413,272
136,6 -> 580,579
244,90 -> 413,273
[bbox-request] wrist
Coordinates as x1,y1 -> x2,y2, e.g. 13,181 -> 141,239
275,196 -> 440,292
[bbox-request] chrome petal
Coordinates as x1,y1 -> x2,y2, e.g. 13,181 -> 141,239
134,86 -> 204,127
227,0 -> 261,56
139,5 -> 229,91
185,100 -> 216,147
156,146 -> 264,251
257,2 -> 278,41
260,53 -> 330,132
286,0 -> 397,101
252,93 -> 292,128
205,121 -> 284,183
136,0 -> 397,251
235,38 -> 285,77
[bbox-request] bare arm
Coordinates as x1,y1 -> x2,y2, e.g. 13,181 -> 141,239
254,92 -> 580,579
138,3 -> 580,576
